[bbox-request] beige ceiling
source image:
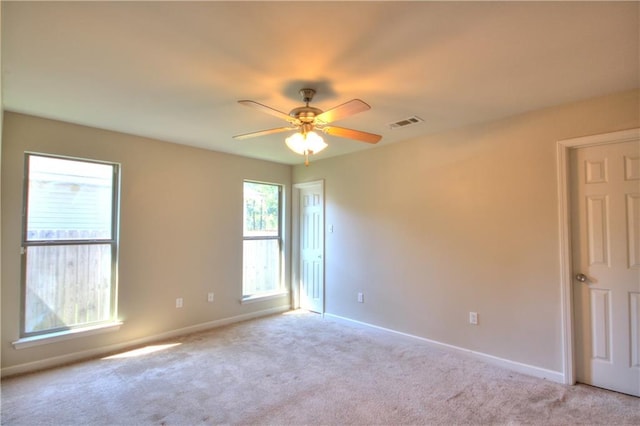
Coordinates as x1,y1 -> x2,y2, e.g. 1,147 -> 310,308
2,1 -> 639,165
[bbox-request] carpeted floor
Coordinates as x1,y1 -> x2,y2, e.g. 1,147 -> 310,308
1,310 -> 639,425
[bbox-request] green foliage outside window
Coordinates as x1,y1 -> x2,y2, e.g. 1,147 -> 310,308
244,182 -> 279,236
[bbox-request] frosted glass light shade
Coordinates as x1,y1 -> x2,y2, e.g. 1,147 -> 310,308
285,131 -> 327,155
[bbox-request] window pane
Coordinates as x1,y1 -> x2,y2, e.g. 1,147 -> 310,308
24,244 -> 112,333
26,155 -> 114,241
243,182 -> 279,237
243,239 -> 280,295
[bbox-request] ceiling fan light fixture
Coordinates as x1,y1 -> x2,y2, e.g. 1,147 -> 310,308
285,131 -> 327,156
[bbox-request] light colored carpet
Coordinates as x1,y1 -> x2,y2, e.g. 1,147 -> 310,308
1,310 -> 638,425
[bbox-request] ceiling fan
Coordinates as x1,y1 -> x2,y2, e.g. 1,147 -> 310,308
233,88 -> 382,165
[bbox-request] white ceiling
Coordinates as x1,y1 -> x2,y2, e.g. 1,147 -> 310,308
2,1 -> 639,165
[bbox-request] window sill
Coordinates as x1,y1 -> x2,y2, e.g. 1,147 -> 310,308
241,291 -> 289,304
12,322 -> 123,350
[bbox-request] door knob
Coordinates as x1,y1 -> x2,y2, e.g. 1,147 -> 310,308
575,273 -> 588,282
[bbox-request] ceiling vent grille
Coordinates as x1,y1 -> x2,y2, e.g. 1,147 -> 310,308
387,115 -> 424,130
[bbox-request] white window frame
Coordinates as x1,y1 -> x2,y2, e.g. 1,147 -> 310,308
17,153 -> 121,344
242,180 -> 285,302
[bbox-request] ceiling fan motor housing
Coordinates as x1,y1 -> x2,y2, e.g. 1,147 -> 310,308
289,106 -> 323,123
289,88 -> 323,123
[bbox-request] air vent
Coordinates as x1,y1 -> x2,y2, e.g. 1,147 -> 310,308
387,115 -> 424,130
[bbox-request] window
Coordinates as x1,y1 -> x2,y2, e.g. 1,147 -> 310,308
243,181 -> 283,299
21,154 -> 119,337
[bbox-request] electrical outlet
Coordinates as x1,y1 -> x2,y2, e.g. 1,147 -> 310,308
176,297 -> 183,308
207,292 -> 215,302
357,292 -> 364,303
469,311 -> 478,325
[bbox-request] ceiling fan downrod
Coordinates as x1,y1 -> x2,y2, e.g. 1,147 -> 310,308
300,88 -> 316,105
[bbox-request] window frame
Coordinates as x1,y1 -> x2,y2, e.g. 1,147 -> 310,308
242,180 -> 285,301
19,152 -> 121,339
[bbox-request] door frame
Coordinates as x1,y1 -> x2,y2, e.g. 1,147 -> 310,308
291,179 -> 325,312
556,127 -> 640,386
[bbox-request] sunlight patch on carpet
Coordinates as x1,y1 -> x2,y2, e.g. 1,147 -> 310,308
282,309 -> 315,316
102,343 -> 182,359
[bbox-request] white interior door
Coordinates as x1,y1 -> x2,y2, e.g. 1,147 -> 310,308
299,183 -> 324,313
571,138 -> 640,396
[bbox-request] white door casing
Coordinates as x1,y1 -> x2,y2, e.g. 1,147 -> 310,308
557,128 -> 640,389
294,181 -> 324,313
568,135 -> 640,396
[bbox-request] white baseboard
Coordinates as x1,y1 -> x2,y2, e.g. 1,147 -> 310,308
324,313 -> 565,384
1,305 -> 290,378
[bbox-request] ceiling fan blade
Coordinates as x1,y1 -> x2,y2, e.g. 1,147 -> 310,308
324,126 -> 382,144
233,127 -> 294,140
316,99 -> 371,124
238,100 -> 298,124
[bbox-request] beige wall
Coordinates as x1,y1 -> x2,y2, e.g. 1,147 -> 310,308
1,112 -> 291,371
293,89 -> 640,372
